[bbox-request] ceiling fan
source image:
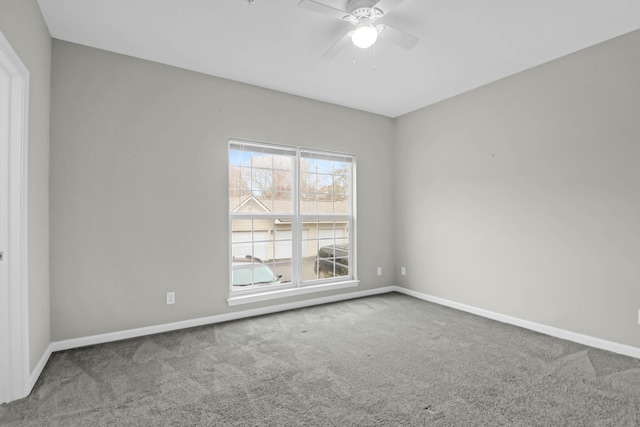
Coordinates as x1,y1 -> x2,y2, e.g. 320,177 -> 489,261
298,0 -> 419,59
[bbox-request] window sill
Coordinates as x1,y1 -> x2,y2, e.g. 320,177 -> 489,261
227,280 -> 359,306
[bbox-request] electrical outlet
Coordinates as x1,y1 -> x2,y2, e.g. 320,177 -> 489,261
401,266 -> 406,276
377,267 -> 382,276
166,292 -> 175,305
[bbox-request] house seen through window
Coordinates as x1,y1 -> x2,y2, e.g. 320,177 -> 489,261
229,140 -> 354,294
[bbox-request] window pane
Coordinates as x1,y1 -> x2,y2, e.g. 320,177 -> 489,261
273,155 -> 292,172
230,191 -> 255,213
229,146 -> 293,214
301,219 -> 350,282
268,225 -> 293,284
231,219 -> 261,260
300,192 -> 318,215
300,172 -> 314,194
229,152 -> 240,167
231,218 -> 292,290
229,166 -> 241,192
299,157 -> 351,215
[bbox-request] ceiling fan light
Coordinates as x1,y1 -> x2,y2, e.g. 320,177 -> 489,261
352,18 -> 378,49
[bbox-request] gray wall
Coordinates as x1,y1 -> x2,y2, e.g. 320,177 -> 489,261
47,24 -> 640,350
50,41 -> 395,341
0,0 -> 51,371
395,29 -> 640,348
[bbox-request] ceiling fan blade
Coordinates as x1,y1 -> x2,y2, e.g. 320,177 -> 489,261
372,0 -> 406,14
377,24 -> 419,49
322,31 -> 353,59
298,0 -> 349,21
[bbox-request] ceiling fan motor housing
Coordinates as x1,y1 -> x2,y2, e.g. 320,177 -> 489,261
345,0 -> 384,22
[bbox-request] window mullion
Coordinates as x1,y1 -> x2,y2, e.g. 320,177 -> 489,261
300,214 -> 352,220
293,147 -> 301,287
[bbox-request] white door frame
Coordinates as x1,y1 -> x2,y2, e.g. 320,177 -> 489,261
0,29 -> 30,404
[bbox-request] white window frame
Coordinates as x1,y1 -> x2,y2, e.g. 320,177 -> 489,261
227,140 -> 358,306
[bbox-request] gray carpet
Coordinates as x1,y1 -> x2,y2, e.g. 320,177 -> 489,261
2,292 -> 640,426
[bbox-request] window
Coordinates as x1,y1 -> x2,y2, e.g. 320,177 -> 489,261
228,140 -> 355,303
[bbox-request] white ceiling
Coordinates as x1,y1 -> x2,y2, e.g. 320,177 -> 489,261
37,0 -> 640,118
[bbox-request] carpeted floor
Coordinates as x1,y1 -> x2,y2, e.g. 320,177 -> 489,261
2,292 -> 640,426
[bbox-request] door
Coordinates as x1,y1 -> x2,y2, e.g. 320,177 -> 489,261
0,60 -> 10,404
0,29 -> 29,404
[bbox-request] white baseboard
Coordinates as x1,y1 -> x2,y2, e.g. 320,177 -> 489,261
393,286 -> 640,360
27,343 -> 53,396
51,286 -> 396,352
